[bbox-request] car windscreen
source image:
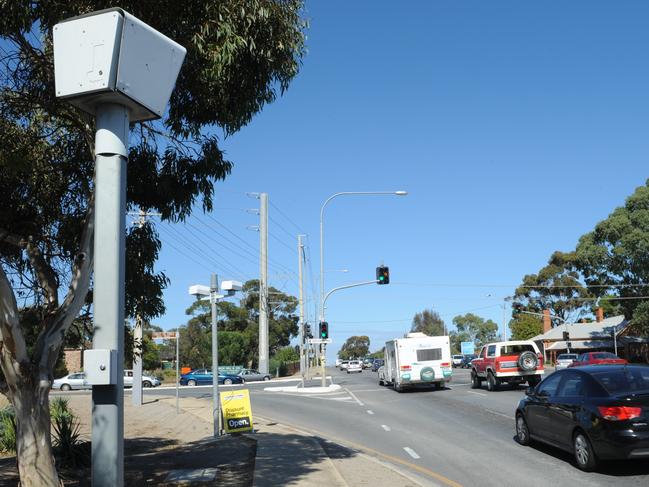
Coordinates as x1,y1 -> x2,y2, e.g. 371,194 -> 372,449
558,354 -> 577,360
500,345 -> 534,355
591,368 -> 649,395
416,348 -> 442,361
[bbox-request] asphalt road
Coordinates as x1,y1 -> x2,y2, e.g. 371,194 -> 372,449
146,368 -> 649,487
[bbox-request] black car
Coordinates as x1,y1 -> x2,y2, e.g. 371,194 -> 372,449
372,359 -> 384,372
515,365 -> 649,471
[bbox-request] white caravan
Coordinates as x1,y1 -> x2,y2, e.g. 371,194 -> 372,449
379,333 -> 452,392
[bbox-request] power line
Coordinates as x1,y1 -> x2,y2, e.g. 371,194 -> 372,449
392,282 -> 649,289
269,200 -> 306,234
269,215 -> 297,241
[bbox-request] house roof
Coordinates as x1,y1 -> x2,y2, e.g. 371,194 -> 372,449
531,315 -> 628,342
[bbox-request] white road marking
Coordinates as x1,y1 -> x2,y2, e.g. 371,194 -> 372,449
367,410 -> 374,415
486,409 -> 515,420
403,447 -> 420,459
344,387 -> 365,406
381,424 -> 391,431
466,390 -> 487,397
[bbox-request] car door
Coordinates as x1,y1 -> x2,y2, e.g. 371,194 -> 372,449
548,371 -> 585,448
526,372 -> 563,440
69,373 -> 87,389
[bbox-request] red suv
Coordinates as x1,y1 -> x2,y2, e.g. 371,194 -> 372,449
568,351 -> 627,367
471,341 -> 544,391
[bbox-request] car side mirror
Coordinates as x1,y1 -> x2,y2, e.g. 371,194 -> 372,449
525,386 -> 535,396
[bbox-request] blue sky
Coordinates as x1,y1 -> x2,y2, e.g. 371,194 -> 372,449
152,1 -> 649,361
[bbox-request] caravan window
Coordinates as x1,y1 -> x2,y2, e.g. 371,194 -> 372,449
417,348 -> 442,361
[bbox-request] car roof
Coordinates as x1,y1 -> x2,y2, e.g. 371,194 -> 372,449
571,364 -> 646,373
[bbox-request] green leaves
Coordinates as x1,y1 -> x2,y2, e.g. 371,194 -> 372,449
411,309 -> 445,336
339,336 -> 370,360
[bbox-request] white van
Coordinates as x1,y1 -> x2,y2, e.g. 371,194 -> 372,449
379,333 -> 452,392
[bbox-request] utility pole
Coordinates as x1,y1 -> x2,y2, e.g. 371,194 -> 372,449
210,273 -> 221,436
259,193 -> 269,374
130,209 -> 160,407
298,235 -> 306,387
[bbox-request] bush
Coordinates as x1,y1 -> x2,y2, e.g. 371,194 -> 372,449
50,397 -> 89,468
0,407 -> 16,453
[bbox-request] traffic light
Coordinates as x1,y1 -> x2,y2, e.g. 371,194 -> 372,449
319,321 -> 329,339
305,324 -> 312,339
376,266 -> 390,285
562,331 -> 570,341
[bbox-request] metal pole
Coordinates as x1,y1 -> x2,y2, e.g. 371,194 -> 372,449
132,210 -> 145,407
92,103 -> 128,487
211,273 -> 220,437
298,235 -> 305,387
175,332 -> 179,415
259,193 -> 269,374
502,303 -> 506,341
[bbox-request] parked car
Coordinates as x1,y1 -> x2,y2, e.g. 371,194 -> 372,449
569,352 -> 628,367
123,369 -> 161,388
52,372 -> 90,391
452,355 -> 464,368
555,353 -> 578,371
515,364 -> 649,471
179,369 -> 244,386
372,359 -> 385,372
471,340 -> 544,391
238,368 -> 271,382
347,360 -> 363,373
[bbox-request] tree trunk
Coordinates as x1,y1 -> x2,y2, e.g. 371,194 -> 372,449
12,387 -> 60,487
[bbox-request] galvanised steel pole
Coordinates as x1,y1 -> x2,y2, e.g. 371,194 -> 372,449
211,273 -> 220,437
92,103 -> 128,487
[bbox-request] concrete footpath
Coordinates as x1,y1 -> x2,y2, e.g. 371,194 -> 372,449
1,393 -> 426,486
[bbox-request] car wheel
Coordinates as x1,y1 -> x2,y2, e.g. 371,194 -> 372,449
471,371 -> 481,389
574,431 -> 598,471
394,382 -> 402,393
487,372 -> 499,392
143,381 -> 152,388
61,384 -> 71,391
187,379 -> 197,387
516,413 -> 531,445
379,378 -> 384,386
264,376 -> 271,381
224,378 -> 233,385
434,382 -> 443,390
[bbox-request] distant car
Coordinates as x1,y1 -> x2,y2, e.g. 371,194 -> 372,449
347,360 -> 363,374
372,359 -> 384,372
123,369 -> 161,388
569,352 -> 628,367
515,365 -> 649,471
335,359 -> 342,367
461,355 -> 477,368
362,358 -> 374,369
52,372 -> 91,391
452,355 -> 464,368
179,369 -> 245,386
339,360 -> 350,370
555,353 -> 578,371
238,369 -> 271,382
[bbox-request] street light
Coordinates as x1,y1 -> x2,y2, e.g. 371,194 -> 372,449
189,276 -> 241,437
319,190 -> 407,386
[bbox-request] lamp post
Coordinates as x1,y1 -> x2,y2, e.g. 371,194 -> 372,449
319,190 -> 407,386
189,277 -> 242,437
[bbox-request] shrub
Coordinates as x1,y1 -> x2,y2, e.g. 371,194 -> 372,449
0,407 -> 16,453
50,397 -> 89,468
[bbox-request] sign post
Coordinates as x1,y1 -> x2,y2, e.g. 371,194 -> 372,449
152,331 -> 180,414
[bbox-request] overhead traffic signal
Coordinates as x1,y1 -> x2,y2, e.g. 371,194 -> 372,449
376,266 -> 390,285
305,324 -> 313,339
319,322 -> 329,339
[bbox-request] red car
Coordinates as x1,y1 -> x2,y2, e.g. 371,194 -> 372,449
568,352 -> 627,367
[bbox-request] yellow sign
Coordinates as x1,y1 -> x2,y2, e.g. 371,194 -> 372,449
220,389 -> 254,433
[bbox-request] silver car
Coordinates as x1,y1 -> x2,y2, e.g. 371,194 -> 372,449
555,353 -> 578,370
52,372 -> 90,391
238,369 -> 271,382
123,369 -> 161,388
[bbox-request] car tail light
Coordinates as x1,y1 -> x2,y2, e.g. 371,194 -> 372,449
440,362 -> 450,367
400,365 -> 411,371
598,406 -> 642,421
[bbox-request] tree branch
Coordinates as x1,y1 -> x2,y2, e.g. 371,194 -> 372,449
0,263 -> 29,394
35,196 -> 95,381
